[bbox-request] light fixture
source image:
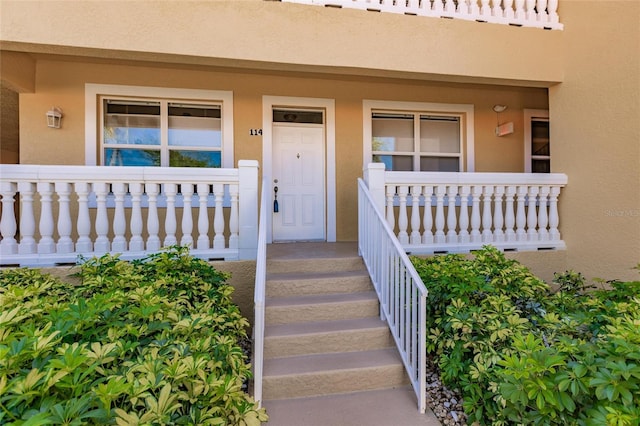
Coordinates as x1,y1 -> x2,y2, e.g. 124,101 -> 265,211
46,107 -> 63,129
492,105 -> 514,137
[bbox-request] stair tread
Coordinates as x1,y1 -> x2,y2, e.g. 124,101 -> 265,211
266,291 -> 378,307
267,269 -> 368,281
263,348 -> 403,376
265,317 -> 387,337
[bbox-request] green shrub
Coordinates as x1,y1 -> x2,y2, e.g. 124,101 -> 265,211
413,246 -> 640,425
0,246 -> 267,425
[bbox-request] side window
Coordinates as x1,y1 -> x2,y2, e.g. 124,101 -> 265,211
524,109 -> 550,173
364,100 -> 474,172
102,99 -> 222,167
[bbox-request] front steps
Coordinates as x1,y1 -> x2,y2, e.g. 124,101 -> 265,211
262,243 -> 409,401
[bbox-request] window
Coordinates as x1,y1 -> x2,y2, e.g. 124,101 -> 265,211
103,99 -> 222,167
85,85 -> 233,167
363,100 -> 474,172
524,109 -> 550,173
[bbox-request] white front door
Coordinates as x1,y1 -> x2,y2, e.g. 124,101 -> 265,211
272,123 -> 325,241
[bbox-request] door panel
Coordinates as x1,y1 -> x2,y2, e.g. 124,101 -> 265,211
273,124 -> 325,241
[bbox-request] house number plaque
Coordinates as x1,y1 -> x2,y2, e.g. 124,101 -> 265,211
249,129 -> 263,136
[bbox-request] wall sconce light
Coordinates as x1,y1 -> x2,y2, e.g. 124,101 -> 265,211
493,105 -> 514,137
46,107 -> 63,129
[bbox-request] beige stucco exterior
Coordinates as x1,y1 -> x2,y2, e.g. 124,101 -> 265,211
1,0 -> 638,284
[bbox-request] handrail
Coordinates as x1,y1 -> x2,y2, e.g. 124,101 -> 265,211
358,178 -> 428,413
252,178 -> 269,407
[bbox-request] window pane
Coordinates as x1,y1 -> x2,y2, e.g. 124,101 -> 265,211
532,159 -> 550,173
169,150 -> 221,168
420,116 -> 460,153
104,100 -> 160,146
375,155 -> 413,171
168,103 -> 222,148
105,148 -> 160,166
531,121 -> 550,156
420,156 -> 460,172
372,114 -> 414,152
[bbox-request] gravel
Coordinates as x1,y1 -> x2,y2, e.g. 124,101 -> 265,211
425,356 -> 468,425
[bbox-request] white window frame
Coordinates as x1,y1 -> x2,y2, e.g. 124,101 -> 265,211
524,109 -> 550,173
85,84 -> 234,167
363,100 -> 475,172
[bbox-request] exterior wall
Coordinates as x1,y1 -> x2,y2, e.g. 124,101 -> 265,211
0,0 -> 563,87
18,59 -> 548,240
550,0 -> 640,282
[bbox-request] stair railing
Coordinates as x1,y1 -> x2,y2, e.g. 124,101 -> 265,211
252,178 -> 269,407
358,177 -> 428,413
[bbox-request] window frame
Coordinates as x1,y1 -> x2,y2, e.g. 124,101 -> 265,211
85,84 -> 234,167
363,100 -> 475,172
524,109 -> 550,173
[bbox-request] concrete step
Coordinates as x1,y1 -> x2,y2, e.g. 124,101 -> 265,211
266,269 -> 373,297
262,348 -> 409,400
264,317 -> 393,358
265,291 -> 379,325
266,256 -> 365,274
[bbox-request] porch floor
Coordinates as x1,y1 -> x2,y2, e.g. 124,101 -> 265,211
262,242 -> 440,425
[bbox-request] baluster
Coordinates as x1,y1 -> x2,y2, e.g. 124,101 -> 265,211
397,185 -> 409,244
410,185 -> 421,245
180,184 -> 194,248
37,182 -> 55,254
482,186 -> 494,242
422,185 -> 434,244
93,182 -> 110,253
446,185 -> 458,244
516,186 -> 527,241
503,0 -> 515,19
228,183 -> 239,249
548,186 -> 561,241
468,0 -> 481,17
212,183 -> 225,250
480,0 -> 491,18
525,0 -> 536,21
164,183 -> 178,247
386,185 -> 396,232
548,0 -> 559,23
504,186 -> 516,243
196,183 -> 210,249
0,182 -> 18,255
536,0 -> 548,22
491,0 -> 502,18
17,182 -> 37,254
470,185 -> 482,243
527,186 -> 539,241
146,183 -> 161,251
433,0 -> 444,13
434,185 -> 446,244
129,182 -> 144,252
458,185 -> 470,244
74,182 -> 92,253
112,182 -> 128,252
514,0 -> 525,20
444,0 -> 455,14
55,182 -> 74,253
538,186 -> 550,241
493,185 -> 505,242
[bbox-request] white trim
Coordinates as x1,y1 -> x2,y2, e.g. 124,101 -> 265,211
524,109 -> 549,173
262,96 -> 336,243
85,84 -> 234,167
363,100 -> 475,172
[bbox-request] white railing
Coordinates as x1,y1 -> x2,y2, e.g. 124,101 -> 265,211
0,161 -> 259,266
364,163 -> 568,254
252,178 -> 269,408
358,178 -> 428,413
283,0 -> 563,30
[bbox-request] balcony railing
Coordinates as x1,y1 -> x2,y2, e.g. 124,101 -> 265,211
283,0 -> 563,30
0,161 -> 259,266
363,163 -> 568,254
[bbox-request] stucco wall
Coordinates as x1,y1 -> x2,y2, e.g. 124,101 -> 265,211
18,59 -> 548,240
549,0 -> 640,282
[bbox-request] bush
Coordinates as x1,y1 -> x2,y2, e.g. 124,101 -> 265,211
413,246 -> 640,425
0,246 -> 267,425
